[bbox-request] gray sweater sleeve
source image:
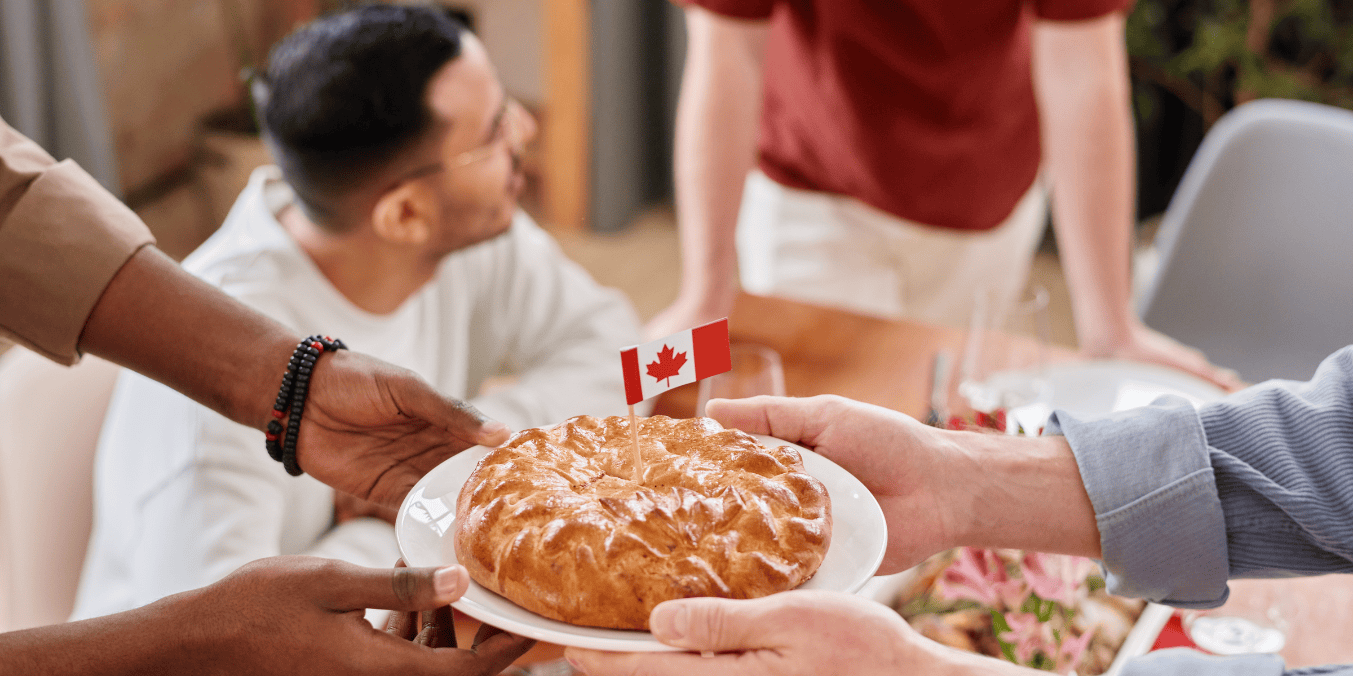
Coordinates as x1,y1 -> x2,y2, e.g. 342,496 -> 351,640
1048,399 -> 1231,608
1048,346 -> 1353,676
1198,347 -> 1353,578
1121,649 -> 1353,676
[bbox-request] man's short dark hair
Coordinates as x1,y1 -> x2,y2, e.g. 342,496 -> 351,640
254,4 -> 465,227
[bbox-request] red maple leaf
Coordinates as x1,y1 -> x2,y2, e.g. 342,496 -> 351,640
645,344 -> 688,386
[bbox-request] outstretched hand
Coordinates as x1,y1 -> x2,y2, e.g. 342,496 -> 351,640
298,350 -> 512,508
707,395 -> 961,573
1088,319 -> 1246,392
196,556 -> 533,676
565,591 -> 991,676
78,248 -> 511,511
709,395 -> 1102,569
384,559 -> 535,664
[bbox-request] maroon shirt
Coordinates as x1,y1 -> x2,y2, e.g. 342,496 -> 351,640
687,0 -> 1132,231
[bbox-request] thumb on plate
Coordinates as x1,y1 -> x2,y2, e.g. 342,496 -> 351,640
648,597 -> 790,653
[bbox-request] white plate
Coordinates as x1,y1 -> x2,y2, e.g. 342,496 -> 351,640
987,360 -> 1227,436
396,434 -> 886,652
1046,359 -> 1227,416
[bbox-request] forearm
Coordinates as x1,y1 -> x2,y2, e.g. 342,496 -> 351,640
671,7 -> 766,317
0,593 -> 210,675
1033,14 -> 1137,353
79,246 -> 298,431
944,430 -> 1101,558
1046,347 -> 1353,607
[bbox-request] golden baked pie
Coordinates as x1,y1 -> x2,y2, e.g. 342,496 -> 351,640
454,415 -> 832,630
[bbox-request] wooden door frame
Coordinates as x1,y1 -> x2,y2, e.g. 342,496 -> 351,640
542,0 -> 590,232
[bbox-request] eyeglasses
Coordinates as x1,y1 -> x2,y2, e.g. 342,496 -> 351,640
451,97 -> 528,169
391,97 -> 528,187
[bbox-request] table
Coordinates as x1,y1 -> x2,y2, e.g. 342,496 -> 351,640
659,293 -> 1353,668
653,291 -> 1058,420
1207,577 -> 1353,666
494,292 -> 1353,669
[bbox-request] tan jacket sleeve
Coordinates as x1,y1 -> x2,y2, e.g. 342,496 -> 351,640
0,117 -> 154,365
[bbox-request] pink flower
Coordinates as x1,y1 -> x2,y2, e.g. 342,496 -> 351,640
1055,627 -> 1096,674
993,578 -> 1031,611
938,548 -> 1008,607
1019,552 -> 1096,606
1020,552 -> 1070,604
934,548 -> 1102,672
999,611 -> 1053,664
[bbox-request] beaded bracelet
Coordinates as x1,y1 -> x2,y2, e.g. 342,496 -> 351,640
266,335 -> 347,476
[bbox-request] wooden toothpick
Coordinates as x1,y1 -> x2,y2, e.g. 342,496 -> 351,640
628,404 -> 642,483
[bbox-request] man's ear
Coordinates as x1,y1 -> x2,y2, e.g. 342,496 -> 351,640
371,182 -> 436,245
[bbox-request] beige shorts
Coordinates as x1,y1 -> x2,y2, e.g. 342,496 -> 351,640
736,170 -> 1049,328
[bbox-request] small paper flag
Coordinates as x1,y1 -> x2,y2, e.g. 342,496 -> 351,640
620,318 -> 731,405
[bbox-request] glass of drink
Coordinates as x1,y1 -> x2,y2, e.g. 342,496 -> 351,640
958,285 -> 1052,431
1184,590 -> 1288,655
696,343 -> 786,417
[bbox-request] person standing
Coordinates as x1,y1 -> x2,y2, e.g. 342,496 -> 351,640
648,0 -> 1240,390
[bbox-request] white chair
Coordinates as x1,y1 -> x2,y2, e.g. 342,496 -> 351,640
1138,99 -> 1353,383
0,348 -> 120,631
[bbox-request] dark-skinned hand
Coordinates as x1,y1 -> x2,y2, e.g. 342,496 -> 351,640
298,350 -> 512,508
189,556 -> 533,676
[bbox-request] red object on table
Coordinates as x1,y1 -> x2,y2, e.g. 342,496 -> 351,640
1151,613 -> 1204,652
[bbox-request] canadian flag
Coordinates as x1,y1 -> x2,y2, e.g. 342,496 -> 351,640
620,318 -> 731,405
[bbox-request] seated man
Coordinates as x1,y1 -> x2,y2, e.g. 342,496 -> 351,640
71,4 -> 639,619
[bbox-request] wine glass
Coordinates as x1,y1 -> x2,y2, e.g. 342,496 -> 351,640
957,285 -> 1052,432
696,343 -> 786,417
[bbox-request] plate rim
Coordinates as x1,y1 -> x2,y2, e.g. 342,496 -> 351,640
1046,358 -> 1225,389
395,430 -> 886,652
1044,358 -> 1227,406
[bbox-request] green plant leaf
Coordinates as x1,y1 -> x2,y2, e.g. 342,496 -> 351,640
1127,2 -> 1168,59
990,609 -> 1018,664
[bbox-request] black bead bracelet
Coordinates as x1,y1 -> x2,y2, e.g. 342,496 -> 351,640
266,335 -> 347,476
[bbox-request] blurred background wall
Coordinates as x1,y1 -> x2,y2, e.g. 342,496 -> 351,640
0,0 -> 118,194
29,0 -> 1349,238
2,0 -> 1352,324
0,0 -> 684,249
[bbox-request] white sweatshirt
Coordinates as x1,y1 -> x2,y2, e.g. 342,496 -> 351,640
71,166 -> 640,619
